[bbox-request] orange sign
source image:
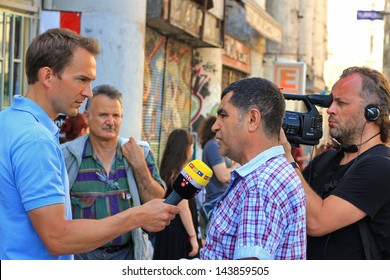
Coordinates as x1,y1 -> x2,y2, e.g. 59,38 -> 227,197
273,62 -> 306,94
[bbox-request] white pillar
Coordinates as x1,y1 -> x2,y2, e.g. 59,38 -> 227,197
52,0 -> 146,139
194,48 -> 223,117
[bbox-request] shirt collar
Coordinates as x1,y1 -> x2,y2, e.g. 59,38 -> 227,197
235,145 -> 285,177
82,136 -> 124,161
12,95 -> 59,137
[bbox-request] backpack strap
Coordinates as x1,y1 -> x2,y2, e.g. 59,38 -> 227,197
310,148 -> 383,259
357,219 -> 371,259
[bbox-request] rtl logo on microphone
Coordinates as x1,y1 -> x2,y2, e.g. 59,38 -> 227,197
183,173 -> 192,183
189,162 -> 210,180
189,162 -> 203,176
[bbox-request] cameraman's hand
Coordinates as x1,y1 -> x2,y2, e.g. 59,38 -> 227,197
279,129 -> 295,162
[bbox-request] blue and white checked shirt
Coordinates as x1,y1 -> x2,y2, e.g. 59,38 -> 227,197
201,145 -> 306,260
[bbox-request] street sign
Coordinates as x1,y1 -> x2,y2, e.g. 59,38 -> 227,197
273,62 -> 306,94
357,10 -> 384,20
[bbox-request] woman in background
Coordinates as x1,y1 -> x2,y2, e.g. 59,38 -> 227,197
153,129 -> 200,259
60,113 -> 89,143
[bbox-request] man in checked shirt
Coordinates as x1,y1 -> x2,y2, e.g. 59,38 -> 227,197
201,77 -> 306,260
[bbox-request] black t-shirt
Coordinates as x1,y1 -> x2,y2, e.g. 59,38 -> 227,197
302,144 -> 390,259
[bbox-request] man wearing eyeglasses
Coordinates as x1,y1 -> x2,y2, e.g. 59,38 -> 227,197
61,84 -> 166,260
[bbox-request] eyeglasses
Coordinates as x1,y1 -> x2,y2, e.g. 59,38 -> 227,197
95,171 -> 119,190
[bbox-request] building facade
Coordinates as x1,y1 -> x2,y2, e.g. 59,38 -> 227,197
0,0 -> 328,162
383,0 -> 390,78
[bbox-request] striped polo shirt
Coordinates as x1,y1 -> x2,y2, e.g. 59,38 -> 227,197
70,139 -> 132,247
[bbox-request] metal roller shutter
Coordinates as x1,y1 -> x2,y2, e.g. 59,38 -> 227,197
143,27 -> 193,164
143,27 -> 166,163
222,66 -> 248,91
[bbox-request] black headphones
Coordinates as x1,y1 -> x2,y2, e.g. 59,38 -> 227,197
364,104 -> 380,122
331,104 -> 381,153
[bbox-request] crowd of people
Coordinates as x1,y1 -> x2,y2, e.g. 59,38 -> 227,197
1,27 -> 390,260
0,28 -> 178,260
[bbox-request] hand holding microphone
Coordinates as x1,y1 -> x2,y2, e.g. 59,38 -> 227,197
142,159 -> 212,234
165,159 -> 213,205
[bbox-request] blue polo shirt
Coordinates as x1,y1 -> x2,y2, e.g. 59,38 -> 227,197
0,95 -> 72,260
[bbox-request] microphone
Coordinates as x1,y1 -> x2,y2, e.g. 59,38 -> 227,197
165,159 -> 213,205
142,159 -> 213,234
331,132 -> 380,153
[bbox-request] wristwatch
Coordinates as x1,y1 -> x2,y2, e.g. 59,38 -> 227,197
290,162 -> 300,170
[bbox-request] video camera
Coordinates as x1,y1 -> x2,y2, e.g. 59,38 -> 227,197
282,93 -> 332,146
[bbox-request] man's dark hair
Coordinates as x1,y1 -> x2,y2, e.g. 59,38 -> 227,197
26,28 -> 100,84
86,84 -> 123,110
340,66 -> 390,143
221,77 -> 285,138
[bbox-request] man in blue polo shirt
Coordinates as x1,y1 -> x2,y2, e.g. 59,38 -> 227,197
0,28 -> 178,260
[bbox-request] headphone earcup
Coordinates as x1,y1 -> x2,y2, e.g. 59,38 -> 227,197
364,104 -> 380,122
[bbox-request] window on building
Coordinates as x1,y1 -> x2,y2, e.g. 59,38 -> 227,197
0,8 -> 38,110
222,66 -> 248,90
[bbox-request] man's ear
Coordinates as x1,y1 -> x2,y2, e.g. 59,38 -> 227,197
39,67 -> 53,87
83,110 -> 89,124
247,108 -> 261,132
